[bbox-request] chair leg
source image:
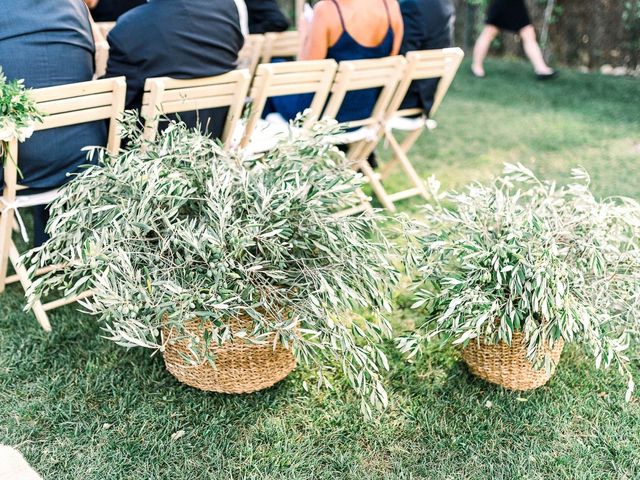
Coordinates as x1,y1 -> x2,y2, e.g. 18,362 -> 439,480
400,127 -> 423,157
0,207 -> 14,294
8,241 -> 51,332
358,158 -> 396,212
348,140 -> 396,212
386,131 -> 430,200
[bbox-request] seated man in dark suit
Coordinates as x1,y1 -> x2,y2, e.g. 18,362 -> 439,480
399,0 -> 455,114
246,0 -> 290,34
0,0 -> 106,246
104,0 -> 244,138
88,0 -> 146,22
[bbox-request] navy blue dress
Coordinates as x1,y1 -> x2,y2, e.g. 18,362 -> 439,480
265,0 -> 394,124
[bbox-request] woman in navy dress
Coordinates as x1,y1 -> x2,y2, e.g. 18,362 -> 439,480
471,0 -> 555,79
265,0 -> 403,124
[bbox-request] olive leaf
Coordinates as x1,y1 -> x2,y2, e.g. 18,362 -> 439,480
24,114 -> 400,417
402,163 -> 640,400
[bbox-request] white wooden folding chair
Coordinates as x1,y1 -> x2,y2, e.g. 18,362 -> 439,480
0,77 -> 126,331
237,34 -> 266,77
375,48 -> 464,206
261,31 -> 300,63
140,70 -> 252,148
320,56 -> 406,214
94,40 -> 110,79
238,59 -> 337,152
96,21 -> 116,39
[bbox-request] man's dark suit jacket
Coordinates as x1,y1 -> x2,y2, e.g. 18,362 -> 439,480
91,0 -> 146,22
0,0 -> 106,191
246,0 -> 290,34
104,0 -> 244,138
400,0 -> 455,115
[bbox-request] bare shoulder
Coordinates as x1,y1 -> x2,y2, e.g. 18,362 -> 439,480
386,0 -> 404,28
314,1 -> 341,19
312,1 -> 341,29
386,0 -> 403,20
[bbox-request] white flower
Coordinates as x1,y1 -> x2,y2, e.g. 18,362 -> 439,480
16,124 -> 35,142
0,120 -> 16,142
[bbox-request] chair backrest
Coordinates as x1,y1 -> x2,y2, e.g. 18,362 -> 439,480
2,77 -> 127,200
240,59 -> 338,148
261,31 -> 300,63
94,40 -> 110,79
237,34 -> 265,76
322,56 -> 406,129
96,21 -> 116,39
387,47 -> 464,119
31,77 -> 127,154
140,69 -> 252,146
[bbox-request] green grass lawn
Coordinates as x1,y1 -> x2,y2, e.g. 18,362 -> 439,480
2,59 -> 640,479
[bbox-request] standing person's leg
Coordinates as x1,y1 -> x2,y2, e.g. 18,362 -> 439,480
471,25 -> 499,77
519,25 -> 554,75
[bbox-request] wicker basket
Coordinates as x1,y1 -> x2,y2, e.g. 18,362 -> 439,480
162,317 -> 296,394
461,332 -> 564,391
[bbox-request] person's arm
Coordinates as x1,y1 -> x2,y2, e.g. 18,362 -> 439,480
399,0 -> 424,54
299,1 -> 333,60
84,0 -> 99,9
102,26 -> 142,108
388,0 -> 404,56
246,0 -> 290,34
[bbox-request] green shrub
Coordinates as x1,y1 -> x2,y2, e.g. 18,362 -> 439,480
400,164 -> 640,399
26,116 -> 399,417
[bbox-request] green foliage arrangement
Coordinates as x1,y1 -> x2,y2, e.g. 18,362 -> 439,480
399,164 -> 640,399
0,68 -> 42,161
26,115 -> 399,416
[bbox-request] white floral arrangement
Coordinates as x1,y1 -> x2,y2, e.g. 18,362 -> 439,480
0,68 -> 42,159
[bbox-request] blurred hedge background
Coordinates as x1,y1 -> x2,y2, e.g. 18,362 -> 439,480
277,0 -> 640,72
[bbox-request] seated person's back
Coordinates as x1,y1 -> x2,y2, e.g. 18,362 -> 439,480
89,0 -> 146,21
0,0 -> 106,192
399,0 -> 455,114
246,0 -> 290,34
104,0 -> 244,137
268,0 -> 403,124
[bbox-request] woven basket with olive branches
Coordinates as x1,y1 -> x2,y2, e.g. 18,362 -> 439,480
461,332 -> 564,391
162,317 -> 296,394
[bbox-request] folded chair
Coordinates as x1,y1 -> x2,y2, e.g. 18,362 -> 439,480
237,34 -> 266,77
261,31 -> 300,63
320,56 -> 407,214
238,59 -> 337,152
0,77 -> 127,331
375,48 -> 464,207
141,69 -> 252,148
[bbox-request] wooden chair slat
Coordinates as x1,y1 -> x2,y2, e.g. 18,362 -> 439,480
37,92 -> 115,116
159,83 -> 240,103
39,106 -> 114,130
32,78 -> 119,103
157,96 -> 239,115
